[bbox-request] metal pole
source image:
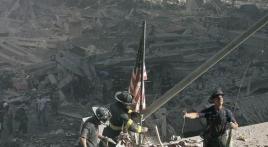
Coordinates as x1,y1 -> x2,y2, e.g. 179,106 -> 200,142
155,125 -> 163,147
144,14 -> 268,120
139,20 -> 146,147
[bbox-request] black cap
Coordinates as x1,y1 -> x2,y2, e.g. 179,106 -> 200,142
114,91 -> 133,105
209,88 -> 224,103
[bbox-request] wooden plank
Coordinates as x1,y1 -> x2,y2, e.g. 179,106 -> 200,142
58,74 -> 73,89
6,40 -> 42,62
149,41 -> 216,49
149,33 -> 193,42
58,111 -> 82,119
24,61 -> 55,72
0,41 -> 27,56
56,53 -> 84,76
47,74 -> 58,85
249,78 -> 268,95
0,51 -> 30,65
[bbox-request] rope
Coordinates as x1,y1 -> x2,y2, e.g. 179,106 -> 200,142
181,113 -> 186,138
233,61 -> 251,113
226,61 -> 251,147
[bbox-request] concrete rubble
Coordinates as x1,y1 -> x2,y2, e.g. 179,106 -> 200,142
165,122 -> 268,147
0,0 -> 268,146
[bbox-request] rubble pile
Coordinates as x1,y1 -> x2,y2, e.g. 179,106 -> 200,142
0,0 -> 268,146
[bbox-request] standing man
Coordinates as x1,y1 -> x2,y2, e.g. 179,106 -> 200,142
102,91 -> 148,147
161,71 -> 173,94
50,90 -> 60,116
14,104 -> 28,135
78,106 -> 113,147
0,101 -> 8,136
36,94 -> 50,128
184,88 -> 238,147
6,103 -> 14,135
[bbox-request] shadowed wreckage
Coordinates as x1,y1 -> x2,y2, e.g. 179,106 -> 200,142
0,0 -> 268,147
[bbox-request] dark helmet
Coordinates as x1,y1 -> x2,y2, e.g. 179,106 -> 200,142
114,91 -> 133,105
209,88 -> 224,103
92,106 -> 112,124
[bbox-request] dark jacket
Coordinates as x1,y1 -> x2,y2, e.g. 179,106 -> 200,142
102,102 -> 144,146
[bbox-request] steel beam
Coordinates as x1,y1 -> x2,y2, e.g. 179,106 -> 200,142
144,14 -> 268,119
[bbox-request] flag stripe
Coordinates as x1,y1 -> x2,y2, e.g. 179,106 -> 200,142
128,22 -> 147,112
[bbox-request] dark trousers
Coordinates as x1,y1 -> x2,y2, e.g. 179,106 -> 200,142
0,121 -> 3,138
204,134 -> 228,147
0,121 -> 3,133
7,116 -> 13,134
37,111 -> 48,127
18,121 -> 27,134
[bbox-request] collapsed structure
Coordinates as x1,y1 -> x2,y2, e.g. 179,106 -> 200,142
0,0 -> 268,146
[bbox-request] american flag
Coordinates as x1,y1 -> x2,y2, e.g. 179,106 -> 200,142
128,21 -> 147,112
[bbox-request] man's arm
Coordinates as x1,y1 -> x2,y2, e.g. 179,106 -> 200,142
80,122 -> 92,147
80,137 -> 87,147
226,109 -> 238,129
184,106 -> 211,119
227,109 -> 239,129
120,113 -> 148,133
127,119 -> 148,133
98,135 -> 116,145
184,112 -> 203,119
230,122 -> 239,129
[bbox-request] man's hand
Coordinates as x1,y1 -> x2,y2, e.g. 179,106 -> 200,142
183,112 -> 200,119
142,127 -> 148,133
230,122 -> 239,129
80,137 -> 87,147
101,136 -> 116,145
183,111 -> 191,118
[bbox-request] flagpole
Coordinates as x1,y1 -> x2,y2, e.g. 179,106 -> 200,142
139,20 -> 146,147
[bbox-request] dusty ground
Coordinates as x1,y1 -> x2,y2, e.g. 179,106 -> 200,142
183,122 -> 268,147
232,122 -> 268,147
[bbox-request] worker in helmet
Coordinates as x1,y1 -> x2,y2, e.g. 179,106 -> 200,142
101,91 -> 148,147
78,106 -> 113,147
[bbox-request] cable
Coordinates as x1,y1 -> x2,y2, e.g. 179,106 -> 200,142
181,114 -> 186,138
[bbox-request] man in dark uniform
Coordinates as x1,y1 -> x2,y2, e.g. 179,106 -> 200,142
6,103 -> 14,135
184,88 -> 239,147
0,101 -> 8,136
50,89 -> 60,115
15,104 -> 28,135
161,71 -> 173,94
102,91 -> 148,147
78,106 -> 113,147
